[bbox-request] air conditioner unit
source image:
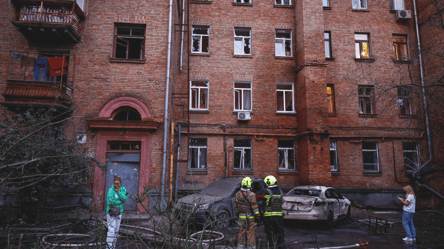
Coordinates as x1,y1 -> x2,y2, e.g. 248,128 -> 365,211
396,10 -> 411,21
237,111 -> 251,121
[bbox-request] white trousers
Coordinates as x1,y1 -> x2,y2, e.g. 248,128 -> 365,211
106,213 -> 122,249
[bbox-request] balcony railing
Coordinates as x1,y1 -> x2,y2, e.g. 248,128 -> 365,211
10,1 -> 86,43
2,51 -> 74,109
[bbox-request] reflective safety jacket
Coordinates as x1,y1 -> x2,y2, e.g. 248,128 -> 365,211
263,186 -> 283,217
235,189 -> 260,219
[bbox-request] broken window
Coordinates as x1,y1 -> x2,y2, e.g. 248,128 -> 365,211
234,82 -> 252,111
275,0 -> 291,6
393,35 -> 408,61
192,26 -> 209,54
112,107 -> 142,121
324,31 -> 332,58
276,83 -> 294,112
323,0 -> 330,7
397,86 -> 412,115
390,0 -> 404,10
330,140 -> 339,172
358,85 -> 375,114
278,140 -> 296,170
355,33 -> 370,59
275,30 -> 292,56
190,80 -> 209,110
234,28 -> 251,55
327,84 -> 335,113
113,24 -> 146,60
403,142 -> 419,174
234,139 -> 252,169
352,0 -> 367,9
362,142 -> 380,173
189,138 -> 207,169
235,0 -> 251,3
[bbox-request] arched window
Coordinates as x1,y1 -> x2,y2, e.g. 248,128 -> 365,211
112,107 -> 141,121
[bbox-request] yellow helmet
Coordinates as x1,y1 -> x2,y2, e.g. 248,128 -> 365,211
241,177 -> 252,189
264,175 -> 277,186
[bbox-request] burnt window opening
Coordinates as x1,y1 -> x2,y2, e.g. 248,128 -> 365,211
112,107 -> 141,121
114,24 -> 146,60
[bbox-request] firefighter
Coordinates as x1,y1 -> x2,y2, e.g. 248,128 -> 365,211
235,177 -> 260,249
262,175 -> 287,249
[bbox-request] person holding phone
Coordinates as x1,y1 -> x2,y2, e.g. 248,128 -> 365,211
106,176 -> 128,249
398,185 -> 416,243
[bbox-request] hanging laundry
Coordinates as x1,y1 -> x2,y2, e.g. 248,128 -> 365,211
20,56 -> 35,68
34,58 -> 48,79
47,57 -> 68,76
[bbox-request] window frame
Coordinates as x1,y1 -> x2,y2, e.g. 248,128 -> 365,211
190,80 -> 209,111
327,84 -> 335,114
391,0 -> 405,10
191,25 -> 210,54
275,0 -> 291,5
234,27 -> 252,55
275,30 -> 292,57
234,0 -> 251,3
189,138 -> 208,169
323,0 -> 330,7
233,139 -> 252,170
354,33 -> 370,59
276,82 -> 295,113
234,81 -> 252,111
358,85 -> 375,114
330,140 -> 339,172
362,142 -> 380,173
113,23 -> 146,60
402,142 -> 420,174
397,86 -> 413,115
278,140 -> 296,171
324,31 -> 332,58
352,0 -> 367,10
393,34 -> 409,61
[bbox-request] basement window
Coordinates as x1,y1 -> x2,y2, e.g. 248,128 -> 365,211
234,28 -> 251,55
189,138 -> 207,169
362,142 -> 380,173
234,139 -> 252,170
192,26 -> 209,54
403,142 -> 419,174
113,23 -> 146,60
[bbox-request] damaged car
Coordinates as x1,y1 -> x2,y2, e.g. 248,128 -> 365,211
175,177 -> 266,230
282,186 -> 351,227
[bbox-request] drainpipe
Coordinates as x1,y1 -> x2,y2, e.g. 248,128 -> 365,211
411,0 -> 433,179
161,0 -> 174,208
174,125 -> 181,198
179,0 -> 185,72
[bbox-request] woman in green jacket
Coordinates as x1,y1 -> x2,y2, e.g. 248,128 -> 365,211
106,176 -> 128,249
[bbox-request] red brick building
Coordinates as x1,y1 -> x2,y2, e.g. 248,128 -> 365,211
0,0 -> 441,211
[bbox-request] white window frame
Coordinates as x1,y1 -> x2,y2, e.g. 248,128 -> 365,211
391,0 -> 405,10
362,142 -> 380,173
234,81 -> 252,111
275,30 -> 292,57
191,26 -> 209,54
234,139 -> 252,170
355,33 -> 370,59
324,31 -> 332,58
403,142 -> 420,173
234,0 -> 251,3
190,80 -> 209,111
278,140 -> 296,170
323,0 -> 329,7
189,138 -> 207,169
352,0 -> 367,9
276,82 -> 294,113
275,0 -> 291,6
330,140 -> 339,172
234,27 -> 251,55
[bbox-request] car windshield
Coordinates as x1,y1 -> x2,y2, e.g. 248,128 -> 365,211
289,189 -> 321,197
200,178 -> 241,197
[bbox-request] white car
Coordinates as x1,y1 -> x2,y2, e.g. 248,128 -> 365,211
282,186 -> 351,227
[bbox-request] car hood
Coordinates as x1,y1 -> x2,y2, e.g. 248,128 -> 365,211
178,193 -> 223,206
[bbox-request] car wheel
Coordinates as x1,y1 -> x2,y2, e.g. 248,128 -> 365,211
325,211 -> 334,229
214,210 -> 230,231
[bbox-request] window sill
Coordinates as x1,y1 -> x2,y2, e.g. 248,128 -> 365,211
190,110 -> 210,114
232,2 -> 253,6
328,113 -> 337,117
363,172 -> 382,176
325,57 -> 335,61
331,171 -> 340,175
277,170 -> 297,175
355,58 -> 375,62
187,169 -> 208,175
323,6 -> 332,10
359,113 -> 378,118
109,58 -> 146,64
233,110 -> 253,114
393,59 -> 412,64
276,111 -> 297,115
275,56 -> 294,60
191,0 -> 212,4
274,4 -> 294,8
191,53 -> 210,57
399,114 -> 416,118
232,169 -> 253,175
352,9 -> 370,12
233,54 -> 253,58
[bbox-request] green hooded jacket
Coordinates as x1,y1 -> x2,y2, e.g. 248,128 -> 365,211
106,185 -> 128,214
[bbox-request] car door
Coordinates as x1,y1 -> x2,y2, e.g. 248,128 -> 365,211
230,184 -> 241,216
325,189 -> 340,220
333,189 -> 348,216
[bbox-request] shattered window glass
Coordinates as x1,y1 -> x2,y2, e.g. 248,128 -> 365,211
192,26 -> 209,53
114,24 -> 146,60
234,28 -> 251,55
278,140 -> 295,170
234,139 -> 252,169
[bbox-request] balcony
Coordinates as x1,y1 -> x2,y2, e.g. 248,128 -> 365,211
1,51 -> 74,113
10,0 -> 87,43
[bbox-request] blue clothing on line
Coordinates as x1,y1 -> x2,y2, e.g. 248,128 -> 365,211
34,58 -> 47,79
